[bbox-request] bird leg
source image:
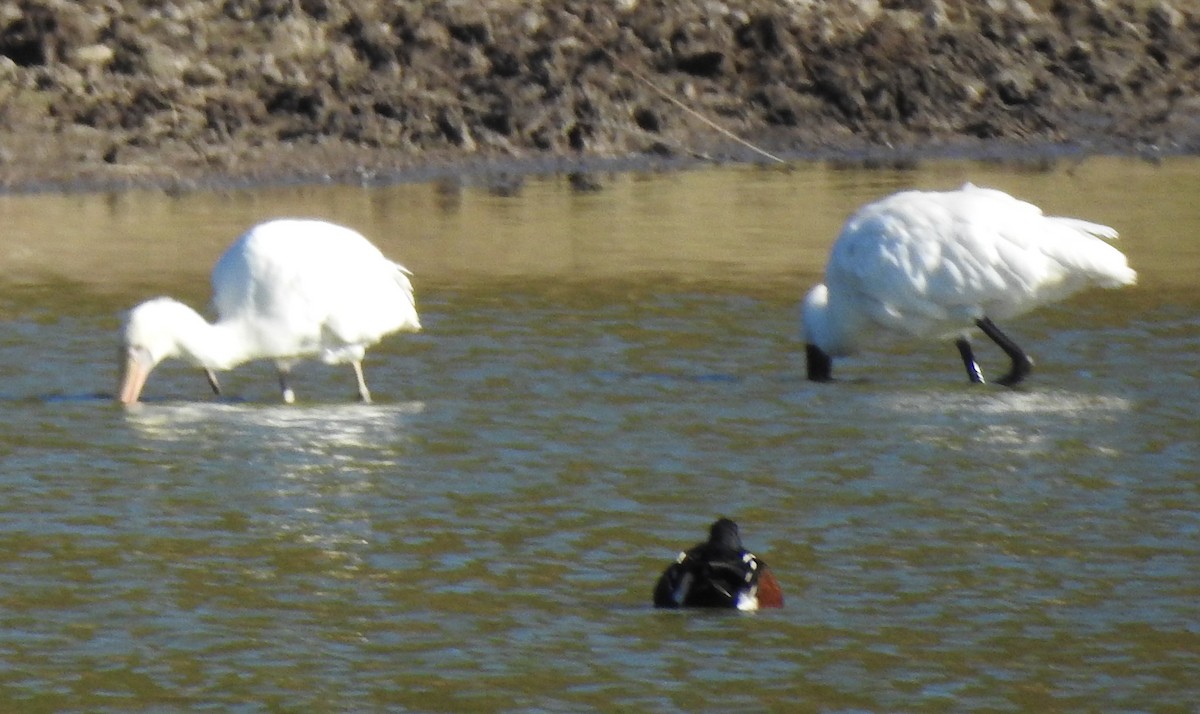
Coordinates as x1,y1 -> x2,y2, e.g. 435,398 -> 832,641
205,369 -> 222,395
806,344 -> 833,382
976,317 -> 1033,387
955,338 -> 986,383
277,368 -> 296,404
352,361 -> 372,403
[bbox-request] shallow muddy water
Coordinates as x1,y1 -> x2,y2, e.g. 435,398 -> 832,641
0,158 -> 1197,711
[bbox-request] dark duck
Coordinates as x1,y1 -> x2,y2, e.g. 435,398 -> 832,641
653,518 -> 783,611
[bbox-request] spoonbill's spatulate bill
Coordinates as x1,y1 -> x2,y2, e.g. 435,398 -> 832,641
802,184 -> 1136,385
118,219 -> 421,404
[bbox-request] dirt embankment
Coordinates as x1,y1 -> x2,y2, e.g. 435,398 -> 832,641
1,0 -> 1198,192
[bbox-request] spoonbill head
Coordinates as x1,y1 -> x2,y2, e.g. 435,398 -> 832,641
653,518 -> 784,611
802,184 -> 1136,385
119,297 -> 218,404
118,218 -> 421,404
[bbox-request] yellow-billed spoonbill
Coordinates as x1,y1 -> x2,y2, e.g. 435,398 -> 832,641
802,184 -> 1136,385
118,218 -> 421,404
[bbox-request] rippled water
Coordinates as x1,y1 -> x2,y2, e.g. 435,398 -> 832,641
0,158 -> 1197,710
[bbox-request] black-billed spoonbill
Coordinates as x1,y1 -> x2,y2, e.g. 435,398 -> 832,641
118,218 -> 420,404
802,184 -> 1136,385
653,518 -> 784,610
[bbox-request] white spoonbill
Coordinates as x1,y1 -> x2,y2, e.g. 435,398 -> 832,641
118,218 -> 421,404
802,184 -> 1136,385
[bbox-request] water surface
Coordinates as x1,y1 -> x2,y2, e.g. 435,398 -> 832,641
0,158 -> 1197,711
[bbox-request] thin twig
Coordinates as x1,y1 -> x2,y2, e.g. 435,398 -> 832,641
578,24 -> 787,165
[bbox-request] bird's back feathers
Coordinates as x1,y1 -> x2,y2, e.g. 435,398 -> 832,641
211,219 -> 420,363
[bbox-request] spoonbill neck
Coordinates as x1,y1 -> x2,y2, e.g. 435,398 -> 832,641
169,312 -> 261,371
210,320 -> 275,370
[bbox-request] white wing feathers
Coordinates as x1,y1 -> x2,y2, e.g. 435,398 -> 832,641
826,187 -> 1136,337
209,219 -> 420,363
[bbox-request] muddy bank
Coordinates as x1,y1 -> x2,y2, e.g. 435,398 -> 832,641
1,0 -> 1198,192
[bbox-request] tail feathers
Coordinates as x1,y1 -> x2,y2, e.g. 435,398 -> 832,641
391,262 -> 422,331
1082,252 -> 1137,290
1047,217 -> 1137,289
1099,263 -> 1138,288
1054,217 -> 1119,242
1083,240 -> 1138,288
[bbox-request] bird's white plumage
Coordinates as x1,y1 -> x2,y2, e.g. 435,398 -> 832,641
804,184 -> 1136,357
119,218 -> 420,403
210,219 -> 419,365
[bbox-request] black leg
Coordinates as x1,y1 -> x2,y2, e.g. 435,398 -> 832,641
806,344 -> 833,382
278,368 -> 296,403
955,338 -> 985,383
205,369 -> 221,395
976,317 -> 1033,386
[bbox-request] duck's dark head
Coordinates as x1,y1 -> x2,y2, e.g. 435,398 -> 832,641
707,518 -> 743,551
